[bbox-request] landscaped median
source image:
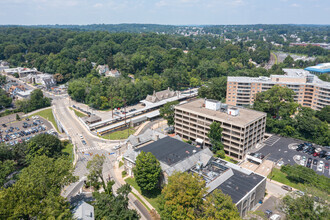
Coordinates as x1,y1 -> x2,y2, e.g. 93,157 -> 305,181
124,177 -> 162,213
101,128 -> 136,140
69,107 -> 87,117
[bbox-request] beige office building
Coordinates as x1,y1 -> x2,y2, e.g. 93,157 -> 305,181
174,99 -> 266,160
226,69 -> 330,110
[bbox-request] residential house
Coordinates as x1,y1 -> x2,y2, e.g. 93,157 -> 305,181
72,201 -> 94,220
105,69 -> 121,78
96,65 -> 109,75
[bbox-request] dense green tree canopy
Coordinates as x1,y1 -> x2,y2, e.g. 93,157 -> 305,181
0,89 -> 12,109
254,85 -> 298,118
198,77 -> 227,101
133,151 -> 162,194
159,101 -> 179,126
15,89 -> 51,113
207,122 -> 225,156
254,86 -> 329,146
0,155 -> 75,219
26,133 -> 64,162
281,194 -> 329,220
160,172 -> 207,219
201,189 -> 241,220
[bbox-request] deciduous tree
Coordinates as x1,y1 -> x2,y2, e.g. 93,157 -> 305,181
159,100 -> 179,126
133,151 -> 162,194
159,172 -> 207,219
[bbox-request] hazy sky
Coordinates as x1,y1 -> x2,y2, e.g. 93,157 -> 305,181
0,0 -> 329,25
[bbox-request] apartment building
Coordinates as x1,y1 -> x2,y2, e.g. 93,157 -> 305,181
174,99 -> 266,160
226,69 -> 330,110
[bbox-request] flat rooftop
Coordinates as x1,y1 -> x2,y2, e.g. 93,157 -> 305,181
228,69 -> 330,88
176,98 -> 266,126
216,168 -> 264,203
134,136 -> 202,166
191,158 -> 265,204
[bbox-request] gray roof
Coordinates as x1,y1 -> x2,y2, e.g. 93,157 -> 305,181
73,201 -> 94,220
126,129 -> 166,147
216,169 -> 264,204
125,135 -> 213,176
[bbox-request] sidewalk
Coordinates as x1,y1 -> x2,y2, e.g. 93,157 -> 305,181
113,158 -> 156,212
134,121 -> 150,136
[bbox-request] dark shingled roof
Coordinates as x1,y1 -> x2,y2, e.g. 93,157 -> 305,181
215,169 -> 264,203
134,136 -> 202,166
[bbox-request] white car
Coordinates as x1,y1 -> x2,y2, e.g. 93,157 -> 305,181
317,165 -> 323,172
112,145 -> 120,150
80,134 -> 84,139
300,160 -> 305,166
277,161 -> 284,167
319,161 -> 324,166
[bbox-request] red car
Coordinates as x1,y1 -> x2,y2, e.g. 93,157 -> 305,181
313,152 -> 320,157
325,163 -> 329,170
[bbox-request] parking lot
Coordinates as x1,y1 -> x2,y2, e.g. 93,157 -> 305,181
255,135 -> 330,178
0,116 -> 56,146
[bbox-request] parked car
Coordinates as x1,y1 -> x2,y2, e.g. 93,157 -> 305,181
304,142 -> 312,147
300,160 -> 305,166
294,190 -> 305,196
277,161 -> 285,167
296,144 -> 304,151
319,150 -> 327,158
325,163 -> 329,169
2,124 -> 6,127
264,210 -> 273,218
281,185 -> 292,191
313,159 -> 318,165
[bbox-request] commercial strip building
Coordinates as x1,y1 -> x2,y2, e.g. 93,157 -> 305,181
174,99 -> 266,160
226,69 -> 330,110
123,135 -> 266,217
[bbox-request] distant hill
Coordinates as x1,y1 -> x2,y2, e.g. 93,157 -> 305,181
1,23 -> 181,34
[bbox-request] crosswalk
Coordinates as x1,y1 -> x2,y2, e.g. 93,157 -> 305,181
263,135 -> 280,146
77,147 -> 100,153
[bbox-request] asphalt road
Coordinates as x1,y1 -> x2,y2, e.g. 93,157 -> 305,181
52,97 -> 151,220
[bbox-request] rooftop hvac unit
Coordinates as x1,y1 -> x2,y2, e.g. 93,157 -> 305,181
227,107 -> 239,116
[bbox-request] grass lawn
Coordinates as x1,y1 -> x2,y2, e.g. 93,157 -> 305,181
62,141 -> 73,162
30,108 -> 60,133
69,107 -> 87,117
268,168 -> 304,190
271,52 -> 278,64
224,156 -> 238,164
101,128 -> 135,140
125,177 -> 162,213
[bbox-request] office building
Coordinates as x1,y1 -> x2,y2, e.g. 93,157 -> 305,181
174,99 -> 266,159
226,69 -> 330,110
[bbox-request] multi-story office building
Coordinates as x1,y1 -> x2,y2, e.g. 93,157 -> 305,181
226,69 -> 330,110
174,99 -> 266,159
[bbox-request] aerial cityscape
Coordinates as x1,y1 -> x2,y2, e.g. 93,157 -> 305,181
0,1 -> 329,220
